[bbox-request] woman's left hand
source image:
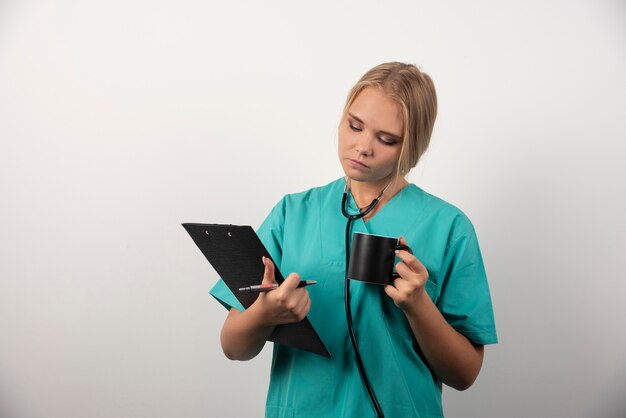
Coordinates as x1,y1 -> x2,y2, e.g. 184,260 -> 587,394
384,237 -> 430,314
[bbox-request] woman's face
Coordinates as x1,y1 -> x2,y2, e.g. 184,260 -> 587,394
338,86 -> 404,187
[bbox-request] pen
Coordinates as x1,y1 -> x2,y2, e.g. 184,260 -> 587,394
238,280 -> 317,293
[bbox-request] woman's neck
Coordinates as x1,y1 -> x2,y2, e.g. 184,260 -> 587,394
348,176 -> 408,217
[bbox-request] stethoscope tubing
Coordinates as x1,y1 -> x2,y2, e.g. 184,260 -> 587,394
342,187 -> 385,418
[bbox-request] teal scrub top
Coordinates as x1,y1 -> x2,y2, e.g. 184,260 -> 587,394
210,178 -> 498,418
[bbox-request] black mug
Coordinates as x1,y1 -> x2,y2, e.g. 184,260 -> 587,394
347,232 -> 413,285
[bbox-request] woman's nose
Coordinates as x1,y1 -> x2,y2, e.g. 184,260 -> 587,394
355,135 -> 373,156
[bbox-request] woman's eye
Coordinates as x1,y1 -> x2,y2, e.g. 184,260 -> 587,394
348,122 -> 362,132
378,137 -> 396,145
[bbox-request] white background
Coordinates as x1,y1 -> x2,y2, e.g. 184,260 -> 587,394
1,1 -> 625,417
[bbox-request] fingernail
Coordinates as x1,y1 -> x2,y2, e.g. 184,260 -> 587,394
395,250 -> 399,254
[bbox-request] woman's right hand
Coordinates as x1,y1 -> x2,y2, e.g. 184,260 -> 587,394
219,256 -> 311,360
254,256 -> 312,325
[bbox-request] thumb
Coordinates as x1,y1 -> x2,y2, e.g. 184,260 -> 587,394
261,256 -> 277,285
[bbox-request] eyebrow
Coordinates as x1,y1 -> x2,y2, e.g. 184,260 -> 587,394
348,112 -> 403,140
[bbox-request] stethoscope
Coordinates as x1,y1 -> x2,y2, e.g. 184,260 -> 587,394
341,177 -> 393,418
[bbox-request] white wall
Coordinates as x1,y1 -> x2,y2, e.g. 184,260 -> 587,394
1,1 -> 625,417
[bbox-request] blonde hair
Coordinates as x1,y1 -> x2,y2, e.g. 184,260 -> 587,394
342,62 -> 437,175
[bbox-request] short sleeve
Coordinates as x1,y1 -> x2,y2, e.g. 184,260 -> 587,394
437,221 -> 498,345
209,279 -> 245,311
208,197 -> 287,311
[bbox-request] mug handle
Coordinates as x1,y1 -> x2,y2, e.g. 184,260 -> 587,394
395,244 -> 413,254
391,243 -> 413,278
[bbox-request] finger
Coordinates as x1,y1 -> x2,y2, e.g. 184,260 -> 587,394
261,256 -> 277,285
289,290 -> 309,320
300,296 -> 312,319
394,261 -> 414,280
394,249 -> 428,276
384,283 -> 399,299
295,289 -> 310,307
293,292 -> 311,318
280,272 -> 303,291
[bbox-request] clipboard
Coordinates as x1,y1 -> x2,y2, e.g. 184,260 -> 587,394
183,223 -> 331,357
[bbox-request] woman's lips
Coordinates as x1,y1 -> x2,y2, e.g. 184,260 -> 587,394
348,159 -> 369,169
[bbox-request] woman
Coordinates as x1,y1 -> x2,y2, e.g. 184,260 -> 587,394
211,62 -> 498,417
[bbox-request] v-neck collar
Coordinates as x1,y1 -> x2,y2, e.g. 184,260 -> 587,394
343,182 -> 412,232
